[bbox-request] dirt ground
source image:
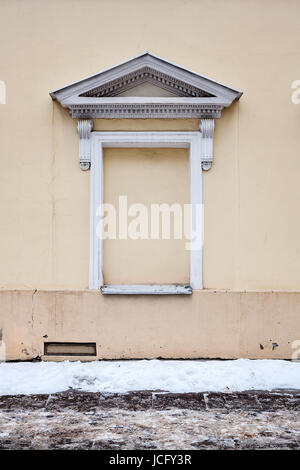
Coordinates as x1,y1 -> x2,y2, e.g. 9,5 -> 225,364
0,390 -> 299,450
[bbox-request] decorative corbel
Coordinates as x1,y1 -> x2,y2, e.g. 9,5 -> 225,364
77,119 -> 93,170
200,119 -> 215,170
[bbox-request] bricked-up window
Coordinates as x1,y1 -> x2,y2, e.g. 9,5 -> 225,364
103,147 -> 190,286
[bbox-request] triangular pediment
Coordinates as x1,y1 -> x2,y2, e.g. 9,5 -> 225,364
50,52 -> 242,119
79,66 -> 215,98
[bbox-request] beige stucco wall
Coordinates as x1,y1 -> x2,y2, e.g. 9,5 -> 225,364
1,0 -> 300,291
1,290 -> 299,361
0,0 -> 300,359
103,147 -> 190,284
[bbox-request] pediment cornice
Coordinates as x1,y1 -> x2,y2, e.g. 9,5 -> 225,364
79,66 -> 215,98
50,52 -> 242,119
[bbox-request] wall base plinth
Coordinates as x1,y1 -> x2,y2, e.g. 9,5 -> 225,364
0,290 -> 299,361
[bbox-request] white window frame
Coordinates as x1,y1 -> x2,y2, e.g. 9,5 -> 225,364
89,131 -> 204,293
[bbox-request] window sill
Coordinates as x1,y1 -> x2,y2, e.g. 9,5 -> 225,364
101,285 -> 192,295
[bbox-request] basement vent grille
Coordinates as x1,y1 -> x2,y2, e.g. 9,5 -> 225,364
44,342 -> 97,356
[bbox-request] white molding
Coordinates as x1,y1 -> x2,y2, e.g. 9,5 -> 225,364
77,119 -> 93,170
101,285 -> 192,295
80,66 -> 214,98
50,52 -> 242,100
200,119 -> 215,170
70,102 -> 222,119
90,131 -> 204,291
50,54 -> 240,293
50,53 -> 242,119
89,134 -> 103,288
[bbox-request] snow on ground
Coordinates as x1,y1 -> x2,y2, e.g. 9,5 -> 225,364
0,359 -> 300,396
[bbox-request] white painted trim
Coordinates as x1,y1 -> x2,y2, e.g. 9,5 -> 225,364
101,285 -> 192,295
90,131 -> 205,291
189,134 -> 202,289
77,119 -> 93,170
64,96 -> 229,105
50,51 -> 242,98
89,136 -> 103,288
50,53 -> 242,119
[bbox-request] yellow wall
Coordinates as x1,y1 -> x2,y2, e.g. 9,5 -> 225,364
0,0 -> 300,291
103,147 -> 190,284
